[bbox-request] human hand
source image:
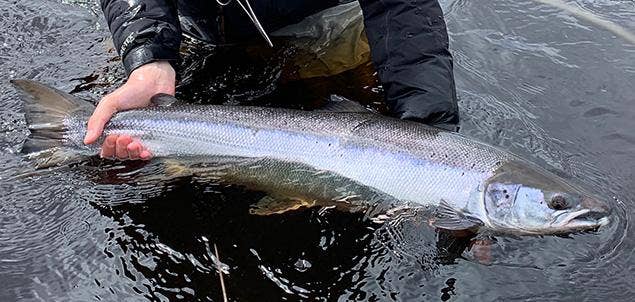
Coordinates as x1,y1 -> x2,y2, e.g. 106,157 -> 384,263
83,61 -> 176,160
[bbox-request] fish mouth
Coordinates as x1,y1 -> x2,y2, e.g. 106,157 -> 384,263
552,209 -> 610,230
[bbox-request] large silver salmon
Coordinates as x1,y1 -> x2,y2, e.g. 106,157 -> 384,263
12,80 -> 609,235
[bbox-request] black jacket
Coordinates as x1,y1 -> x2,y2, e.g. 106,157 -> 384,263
100,0 -> 459,127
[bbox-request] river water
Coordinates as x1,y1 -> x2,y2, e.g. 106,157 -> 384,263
0,0 -> 633,301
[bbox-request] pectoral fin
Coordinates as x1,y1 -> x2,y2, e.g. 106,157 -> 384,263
431,200 -> 484,231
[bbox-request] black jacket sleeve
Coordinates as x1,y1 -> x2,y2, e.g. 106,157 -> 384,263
358,0 -> 459,128
100,0 -> 181,75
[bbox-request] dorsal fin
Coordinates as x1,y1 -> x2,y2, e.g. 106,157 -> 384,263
150,93 -> 180,107
316,95 -> 373,113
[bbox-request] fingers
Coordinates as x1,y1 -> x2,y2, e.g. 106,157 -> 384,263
140,150 -> 152,160
127,141 -> 141,160
100,135 -> 118,158
116,136 -> 133,159
100,135 -> 152,161
84,98 -> 117,145
128,140 -> 152,160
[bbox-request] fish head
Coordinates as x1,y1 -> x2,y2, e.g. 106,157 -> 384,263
482,162 -> 610,235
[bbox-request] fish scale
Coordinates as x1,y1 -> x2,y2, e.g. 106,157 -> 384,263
13,79 -> 609,235
75,104 -> 511,210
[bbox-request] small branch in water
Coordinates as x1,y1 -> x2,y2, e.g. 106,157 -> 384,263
214,243 -> 228,302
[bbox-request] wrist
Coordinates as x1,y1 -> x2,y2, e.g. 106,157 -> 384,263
122,44 -> 179,76
127,61 -> 176,95
129,61 -> 175,79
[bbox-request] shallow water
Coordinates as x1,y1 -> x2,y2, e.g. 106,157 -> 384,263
1,0 -> 633,301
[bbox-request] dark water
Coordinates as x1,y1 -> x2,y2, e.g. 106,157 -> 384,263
1,0 -> 633,301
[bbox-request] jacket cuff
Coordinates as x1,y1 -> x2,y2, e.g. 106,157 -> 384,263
390,92 -> 460,129
122,44 -> 179,76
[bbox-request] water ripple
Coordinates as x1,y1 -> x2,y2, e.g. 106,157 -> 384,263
1,0 -> 633,301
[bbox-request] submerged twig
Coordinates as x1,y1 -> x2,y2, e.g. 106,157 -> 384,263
214,243 -> 228,302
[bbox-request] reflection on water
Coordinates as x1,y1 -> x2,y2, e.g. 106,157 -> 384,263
1,0 -> 634,301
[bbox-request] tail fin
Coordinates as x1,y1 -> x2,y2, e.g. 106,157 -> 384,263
11,79 -> 94,168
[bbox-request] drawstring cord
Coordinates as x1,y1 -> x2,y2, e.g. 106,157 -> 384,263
216,0 -> 274,47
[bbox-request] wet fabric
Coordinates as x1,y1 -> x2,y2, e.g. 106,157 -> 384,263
101,0 -> 182,76
99,0 -> 459,127
271,2 -> 370,79
358,0 -> 459,128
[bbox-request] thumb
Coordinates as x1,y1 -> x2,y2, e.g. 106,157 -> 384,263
84,100 -> 117,145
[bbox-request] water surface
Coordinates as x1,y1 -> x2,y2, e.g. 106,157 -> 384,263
1,0 -> 633,301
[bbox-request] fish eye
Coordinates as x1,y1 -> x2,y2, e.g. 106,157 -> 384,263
549,195 -> 569,210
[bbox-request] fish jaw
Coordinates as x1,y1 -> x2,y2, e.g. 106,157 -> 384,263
551,208 -> 610,230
